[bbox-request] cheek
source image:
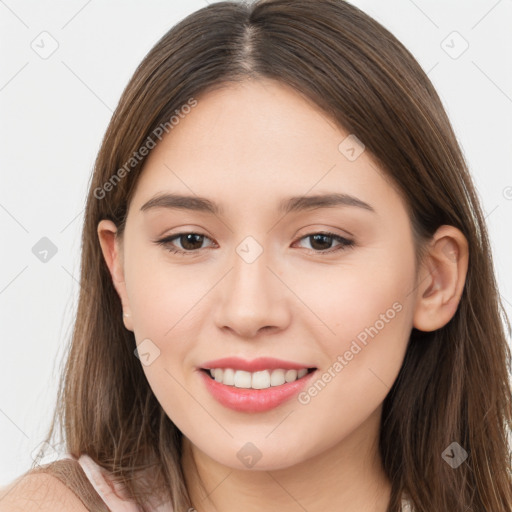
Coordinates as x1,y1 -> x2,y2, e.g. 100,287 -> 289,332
299,239 -> 416,385
123,249 -> 217,410
124,258 -> 209,428
124,242 -> 209,338
299,251 -> 413,342
337,267 -> 412,350
293,273 -> 414,449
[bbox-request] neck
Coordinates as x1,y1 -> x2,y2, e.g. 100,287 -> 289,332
181,407 -> 392,512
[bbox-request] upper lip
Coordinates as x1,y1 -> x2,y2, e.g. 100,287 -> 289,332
200,357 -> 316,372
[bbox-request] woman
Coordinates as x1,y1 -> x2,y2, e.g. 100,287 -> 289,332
1,1 -> 511,511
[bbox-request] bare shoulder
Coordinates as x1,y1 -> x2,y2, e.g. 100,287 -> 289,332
0,471 -> 89,512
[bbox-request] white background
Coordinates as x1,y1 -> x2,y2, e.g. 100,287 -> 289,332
1,0 -> 511,484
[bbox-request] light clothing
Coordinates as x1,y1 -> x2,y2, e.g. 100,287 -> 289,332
61,453 -> 414,511
61,453 -> 173,512
401,494 -> 414,511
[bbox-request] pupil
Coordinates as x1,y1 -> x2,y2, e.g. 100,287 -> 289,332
310,234 -> 331,250
182,234 -> 203,250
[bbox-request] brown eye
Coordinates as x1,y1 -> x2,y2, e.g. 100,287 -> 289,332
155,232 -> 215,255
295,232 -> 355,254
154,231 -> 355,257
175,233 -> 206,251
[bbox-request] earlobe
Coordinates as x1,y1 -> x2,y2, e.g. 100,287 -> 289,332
97,219 -> 134,331
412,225 -> 469,332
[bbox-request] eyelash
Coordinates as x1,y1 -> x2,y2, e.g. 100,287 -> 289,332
154,231 -> 355,256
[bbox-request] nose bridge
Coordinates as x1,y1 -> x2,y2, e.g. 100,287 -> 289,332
213,235 -> 288,337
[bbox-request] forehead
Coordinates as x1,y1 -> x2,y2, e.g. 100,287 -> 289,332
129,78 -> 405,220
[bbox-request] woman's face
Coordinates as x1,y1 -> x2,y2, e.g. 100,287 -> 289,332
108,78 -> 420,470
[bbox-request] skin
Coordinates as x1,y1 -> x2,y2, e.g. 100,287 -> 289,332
98,78 -> 468,512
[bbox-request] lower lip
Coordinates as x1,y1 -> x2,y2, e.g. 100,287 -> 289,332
198,369 -> 316,413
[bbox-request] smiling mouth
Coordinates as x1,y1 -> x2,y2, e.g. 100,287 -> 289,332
200,367 -> 317,390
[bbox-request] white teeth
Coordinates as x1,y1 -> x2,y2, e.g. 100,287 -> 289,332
206,367 -> 311,389
233,370 -> 252,388
285,369 -> 297,382
223,368 -> 235,386
270,369 -> 286,386
251,370 -> 271,389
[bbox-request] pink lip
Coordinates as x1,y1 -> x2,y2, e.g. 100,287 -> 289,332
198,368 -> 317,413
200,356 -> 314,372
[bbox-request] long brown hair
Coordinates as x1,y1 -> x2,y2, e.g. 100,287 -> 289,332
28,1 -> 512,510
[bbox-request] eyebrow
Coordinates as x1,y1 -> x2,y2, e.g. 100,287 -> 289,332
140,192 -> 376,215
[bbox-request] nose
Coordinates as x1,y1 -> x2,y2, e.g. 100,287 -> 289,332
213,244 -> 291,339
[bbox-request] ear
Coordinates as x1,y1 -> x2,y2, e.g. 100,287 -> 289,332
413,225 -> 469,332
97,219 -> 133,331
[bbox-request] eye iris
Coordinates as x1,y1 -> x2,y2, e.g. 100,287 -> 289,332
310,234 -> 332,251
181,233 -> 204,250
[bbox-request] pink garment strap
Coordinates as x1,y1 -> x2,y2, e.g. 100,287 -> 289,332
61,453 -> 140,512
401,494 -> 414,511
59,453 -> 173,511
